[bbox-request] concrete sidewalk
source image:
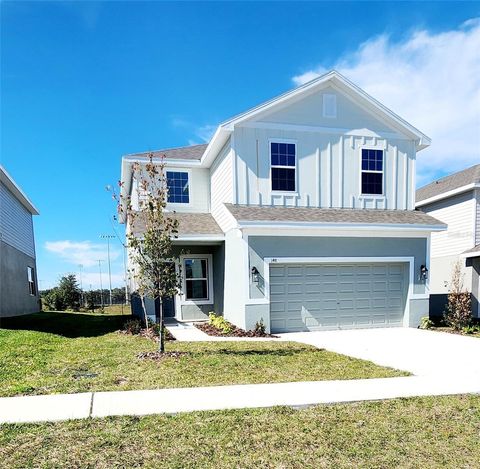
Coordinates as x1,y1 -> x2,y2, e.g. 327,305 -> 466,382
1,374 -> 480,424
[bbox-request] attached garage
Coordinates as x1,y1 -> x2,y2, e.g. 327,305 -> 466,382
269,261 -> 408,333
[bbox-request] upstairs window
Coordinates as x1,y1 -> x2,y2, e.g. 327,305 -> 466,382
361,149 -> 384,195
271,142 -> 296,192
27,266 -> 36,295
166,171 -> 189,204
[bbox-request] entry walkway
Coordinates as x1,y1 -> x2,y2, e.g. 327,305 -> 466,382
1,374 -> 479,424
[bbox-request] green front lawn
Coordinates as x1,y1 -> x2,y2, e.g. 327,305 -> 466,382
0,311 -> 406,397
1,395 -> 479,468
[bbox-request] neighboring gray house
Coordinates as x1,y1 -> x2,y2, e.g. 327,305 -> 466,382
416,164 -> 480,318
121,70 -> 445,333
0,166 -> 40,318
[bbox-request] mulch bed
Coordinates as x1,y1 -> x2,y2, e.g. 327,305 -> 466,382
195,322 -> 278,338
137,351 -> 189,361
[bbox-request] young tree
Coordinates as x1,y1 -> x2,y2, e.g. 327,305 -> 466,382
444,260 -> 472,330
118,154 -> 182,353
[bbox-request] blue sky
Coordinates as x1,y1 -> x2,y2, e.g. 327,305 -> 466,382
2,1 -> 479,289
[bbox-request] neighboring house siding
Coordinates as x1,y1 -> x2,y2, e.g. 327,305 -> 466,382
0,181 -> 36,258
210,139 -> 236,232
422,191 -> 476,258
233,125 -> 415,210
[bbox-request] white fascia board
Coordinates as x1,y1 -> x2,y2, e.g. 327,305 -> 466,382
174,235 -> 225,242
238,221 -> 447,232
0,165 -> 39,215
461,249 -> 480,259
415,183 -> 480,208
215,70 -> 430,151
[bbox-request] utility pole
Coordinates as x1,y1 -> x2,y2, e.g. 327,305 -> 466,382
78,264 -> 84,307
100,234 -> 115,306
105,185 -> 129,305
97,259 -> 104,309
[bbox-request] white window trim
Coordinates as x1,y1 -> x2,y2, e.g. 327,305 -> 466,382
322,93 -> 337,118
166,168 -> 192,207
179,254 -> 214,305
269,138 -> 298,195
27,266 -> 36,296
359,145 -> 385,198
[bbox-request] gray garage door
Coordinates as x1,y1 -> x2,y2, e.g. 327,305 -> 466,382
270,262 -> 407,333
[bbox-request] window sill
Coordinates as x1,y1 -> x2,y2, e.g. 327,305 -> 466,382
358,194 -> 386,199
270,191 -> 299,197
180,299 -> 213,306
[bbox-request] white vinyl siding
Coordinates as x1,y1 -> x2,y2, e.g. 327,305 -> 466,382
0,182 -> 36,258
210,139 -> 235,232
165,167 -> 209,213
423,191 -> 476,258
475,188 -> 480,245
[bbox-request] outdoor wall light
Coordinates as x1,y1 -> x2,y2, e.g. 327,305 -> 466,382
251,266 -> 260,283
420,265 -> 429,280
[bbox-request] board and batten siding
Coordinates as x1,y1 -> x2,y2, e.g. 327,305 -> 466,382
475,188 -> 480,246
422,191 -> 476,258
0,181 -> 36,258
233,125 -> 415,210
210,139 -> 236,232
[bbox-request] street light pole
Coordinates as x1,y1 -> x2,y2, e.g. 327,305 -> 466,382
78,264 -> 84,307
100,234 -> 115,306
97,259 -> 104,309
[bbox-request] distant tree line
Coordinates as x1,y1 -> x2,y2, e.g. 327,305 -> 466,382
41,274 -> 127,311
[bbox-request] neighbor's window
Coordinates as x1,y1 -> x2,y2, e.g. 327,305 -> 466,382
184,258 -> 209,300
27,266 -> 36,295
361,149 -> 384,195
271,142 -> 296,192
166,171 -> 189,203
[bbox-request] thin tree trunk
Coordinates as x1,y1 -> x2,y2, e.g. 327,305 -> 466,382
159,297 -> 165,353
140,294 -> 149,330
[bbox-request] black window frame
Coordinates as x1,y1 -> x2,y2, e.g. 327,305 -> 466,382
270,141 -> 297,192
361,149 -> 384,196
166,171 -> 190,204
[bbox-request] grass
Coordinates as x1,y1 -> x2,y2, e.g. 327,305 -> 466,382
1,395 -> 480,468
0,311 -> 406,397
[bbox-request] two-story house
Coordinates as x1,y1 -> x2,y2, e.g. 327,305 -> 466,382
120,71 -> 445,333
0,165 -> 40,318
416,164 -> 480,318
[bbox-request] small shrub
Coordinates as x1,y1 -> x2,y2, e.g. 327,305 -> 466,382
462,324 -> 480,334
208,312 -> 234,334
419,317 -> 434,330
254,318 -> 266,335
124,319 -> 142,335
444,261 -> 472,331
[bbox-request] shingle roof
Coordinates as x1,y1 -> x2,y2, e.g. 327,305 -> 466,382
416,164 -> 480,203
130,212 -> 223,236
225,204 -> 446,227
462,244 -> 480,258
127,144 -> 208,161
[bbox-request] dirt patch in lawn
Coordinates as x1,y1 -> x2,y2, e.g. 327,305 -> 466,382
137,351 -> 189,361
195,322 -> 278,338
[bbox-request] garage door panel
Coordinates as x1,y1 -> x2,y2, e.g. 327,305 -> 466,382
270,261 -> 407,333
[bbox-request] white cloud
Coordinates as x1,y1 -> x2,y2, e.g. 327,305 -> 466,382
45,240 -> 120,268
172,117 -> 217,145
293,18 -> 480,186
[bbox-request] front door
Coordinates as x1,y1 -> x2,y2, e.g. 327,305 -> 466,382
162,295 -> 175,318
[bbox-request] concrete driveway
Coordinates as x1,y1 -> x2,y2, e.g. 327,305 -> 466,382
278,328 -> 480,377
